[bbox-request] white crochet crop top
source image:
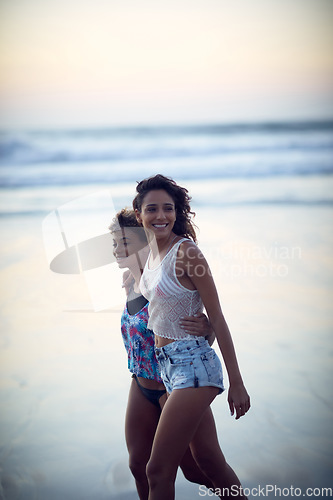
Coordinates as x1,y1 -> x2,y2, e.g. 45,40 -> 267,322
140,237 -> 203,340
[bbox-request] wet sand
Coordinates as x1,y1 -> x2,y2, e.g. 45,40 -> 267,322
1,206 -> 332,498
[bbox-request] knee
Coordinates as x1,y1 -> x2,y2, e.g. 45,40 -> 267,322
146,458 -> 177,488
146,459 -> 162,487
128,455 -> 147,481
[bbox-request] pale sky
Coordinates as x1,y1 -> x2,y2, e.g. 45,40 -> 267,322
0,0 -> 333,128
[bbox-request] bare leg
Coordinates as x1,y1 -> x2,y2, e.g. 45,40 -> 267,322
179,447 -> 214,490
146,386 -> 219,500
126,383 -> 215,498
125,378 -> 160,500
190,407 -> 247,499
159,393 -> 214,490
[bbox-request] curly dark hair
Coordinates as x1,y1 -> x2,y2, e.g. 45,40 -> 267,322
132,174 -> 197,243
109,208 -> 147,242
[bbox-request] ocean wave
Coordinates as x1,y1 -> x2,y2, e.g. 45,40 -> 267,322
1,197 -> 332,219
1,156 -> 333,189
1,121 -> 333,167
1,175 -> 332,218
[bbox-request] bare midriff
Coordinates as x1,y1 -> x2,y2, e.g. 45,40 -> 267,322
154,334 -> 176,348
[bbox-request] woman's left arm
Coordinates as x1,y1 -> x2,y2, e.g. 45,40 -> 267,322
178,241 -> 251,420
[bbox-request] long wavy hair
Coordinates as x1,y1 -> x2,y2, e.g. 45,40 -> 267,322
132,174 -> 197,243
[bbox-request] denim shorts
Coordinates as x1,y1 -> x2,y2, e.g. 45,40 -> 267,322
155,337 -> 224,394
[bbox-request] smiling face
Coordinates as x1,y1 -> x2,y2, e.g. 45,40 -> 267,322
112,227 -> 148,270
136,189 -> 177,240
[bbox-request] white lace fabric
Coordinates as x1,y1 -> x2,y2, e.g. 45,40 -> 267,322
140,238 -> 203,340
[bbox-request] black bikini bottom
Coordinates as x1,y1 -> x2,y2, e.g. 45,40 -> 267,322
132,374 -> 166,408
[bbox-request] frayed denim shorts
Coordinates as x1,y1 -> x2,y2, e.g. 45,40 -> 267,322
155,337 -> 224,394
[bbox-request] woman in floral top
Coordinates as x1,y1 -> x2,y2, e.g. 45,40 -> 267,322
109,208 -> 214,500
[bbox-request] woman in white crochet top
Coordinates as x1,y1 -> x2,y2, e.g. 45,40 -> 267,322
133,174 -> 250,500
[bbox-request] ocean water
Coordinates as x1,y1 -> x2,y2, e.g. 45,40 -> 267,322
0,121 -> 333,499
1,121 -> 333,217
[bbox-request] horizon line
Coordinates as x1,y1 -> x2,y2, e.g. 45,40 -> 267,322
2,117 -> 333,134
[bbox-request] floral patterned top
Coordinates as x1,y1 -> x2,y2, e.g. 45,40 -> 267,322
121,300 -> 163,383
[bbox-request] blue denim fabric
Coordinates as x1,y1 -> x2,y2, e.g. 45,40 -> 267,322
155,338 -> 224,394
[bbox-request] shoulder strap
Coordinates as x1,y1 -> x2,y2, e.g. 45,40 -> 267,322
164,237 -> 188,259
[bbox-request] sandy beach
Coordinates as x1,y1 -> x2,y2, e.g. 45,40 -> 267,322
0,202 -> 332,499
